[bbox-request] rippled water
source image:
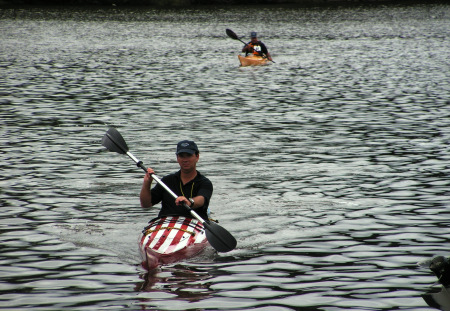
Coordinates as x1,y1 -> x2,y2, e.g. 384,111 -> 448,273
1,3 -> 450,310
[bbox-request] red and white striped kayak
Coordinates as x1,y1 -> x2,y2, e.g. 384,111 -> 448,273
139,216 -> 209,270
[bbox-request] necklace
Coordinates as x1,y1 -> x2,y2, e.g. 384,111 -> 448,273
180,181 -> 194,199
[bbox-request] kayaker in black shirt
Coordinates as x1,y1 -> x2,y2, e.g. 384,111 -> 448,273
242,31 -> 273,62
140,140 -> 213,221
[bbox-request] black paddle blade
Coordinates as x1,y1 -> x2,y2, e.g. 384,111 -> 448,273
102,127 -> 129,155
204,221 -> 237,252
226,28 -> 239,40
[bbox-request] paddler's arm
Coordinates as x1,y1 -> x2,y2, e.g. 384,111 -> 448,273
261,43 -> 272,61
140,168 -> 155,208
242,43 -> 252,53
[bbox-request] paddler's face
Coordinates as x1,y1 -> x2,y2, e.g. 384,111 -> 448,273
177,152 -> 199,171
251,37 -> 258,43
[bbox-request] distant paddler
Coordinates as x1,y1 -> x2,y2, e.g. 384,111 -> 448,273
242,31 -> 273,62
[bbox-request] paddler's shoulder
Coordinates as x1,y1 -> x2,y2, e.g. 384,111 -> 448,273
194,171 -> 210,182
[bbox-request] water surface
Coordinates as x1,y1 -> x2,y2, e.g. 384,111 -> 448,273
1,3 -> 450,310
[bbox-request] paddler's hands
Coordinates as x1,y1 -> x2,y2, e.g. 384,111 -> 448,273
176,196 -> 192,208
144,168 -> 155,183
242,44 -> 253,53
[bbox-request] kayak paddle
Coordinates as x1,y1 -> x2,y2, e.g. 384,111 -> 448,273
226,28 -> 275,63
101,127 -> 237,253
226,28 -> 249,46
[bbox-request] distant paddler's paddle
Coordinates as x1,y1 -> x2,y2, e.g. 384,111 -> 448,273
226,28 -> 249,46
101,127 -> 237,253
226,28 -> 275,63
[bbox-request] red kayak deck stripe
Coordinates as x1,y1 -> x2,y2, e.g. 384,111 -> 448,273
164,218 -> 193,254
143,217 -> 174,251
151,217 -> 178,251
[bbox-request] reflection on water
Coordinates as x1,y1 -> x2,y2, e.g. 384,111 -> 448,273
136,265 -> 213,300
1,3 -> 450,310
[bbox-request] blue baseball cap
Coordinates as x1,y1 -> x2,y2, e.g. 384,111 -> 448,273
176,140 -> 199,155
251,32 -> 257,38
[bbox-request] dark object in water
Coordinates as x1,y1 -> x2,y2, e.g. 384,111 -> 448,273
422,287 -> 450,311
430,256 -> 450,287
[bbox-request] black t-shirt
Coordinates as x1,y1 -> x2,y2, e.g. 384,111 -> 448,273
151,170 -> 213,221
246,41 -> 269,56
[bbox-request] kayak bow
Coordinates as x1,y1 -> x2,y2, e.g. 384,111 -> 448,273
139,216 -> 209,270
238,54 -> 269,67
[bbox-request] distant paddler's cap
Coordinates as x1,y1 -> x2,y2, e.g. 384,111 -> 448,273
176,140 -> 199,155
251,31 -> 257,38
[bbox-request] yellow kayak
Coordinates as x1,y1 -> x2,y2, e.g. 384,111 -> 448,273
238,54 -> 269,67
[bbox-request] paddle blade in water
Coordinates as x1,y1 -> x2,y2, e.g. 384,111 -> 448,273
226,28 -> 239,40
204,221 -> 237,252
102,127 -> 129,155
